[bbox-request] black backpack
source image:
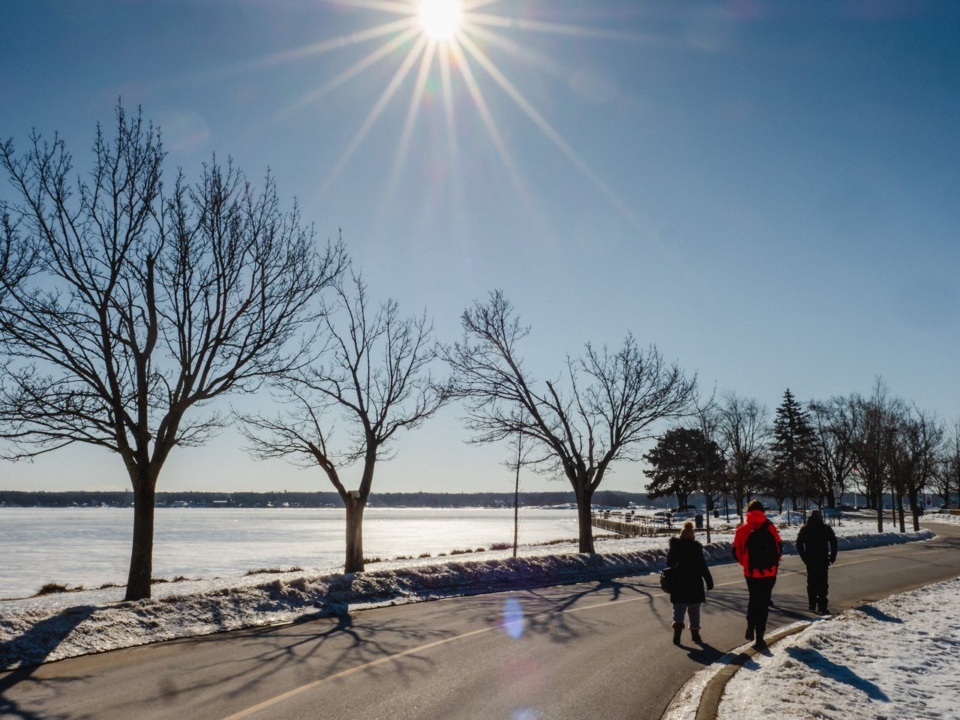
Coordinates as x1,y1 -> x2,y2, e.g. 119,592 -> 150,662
746,520 -> 779,573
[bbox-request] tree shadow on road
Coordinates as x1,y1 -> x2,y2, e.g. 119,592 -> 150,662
0,667 -> 80,720
516,576 -> 654,645
0,605 -> 97,720
181,605 -> 458,700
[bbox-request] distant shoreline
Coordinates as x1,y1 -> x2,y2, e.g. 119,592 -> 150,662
0,489 -> 654,510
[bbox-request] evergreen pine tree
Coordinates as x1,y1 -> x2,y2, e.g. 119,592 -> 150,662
771,389 -> 819,511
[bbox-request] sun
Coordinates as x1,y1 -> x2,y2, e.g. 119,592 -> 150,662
253,0 -> 644,228
418,0 -> 462,41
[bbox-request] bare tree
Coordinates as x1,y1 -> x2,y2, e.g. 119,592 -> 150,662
886,409 -> 912,532
716,392 -> 770,521
239,269 -> 449,573
444,291 -> 696,553
895,406 -> 943,531
0,106 -> 343,600
0,211 -> 36,298
809,397 -> 857,509
689,397 -> 725,542
848,379 -> 903,533
760,454 -> 791,515
932,421 -> 960,508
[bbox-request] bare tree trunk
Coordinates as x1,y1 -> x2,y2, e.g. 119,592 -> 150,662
874,488 -> 884,533
344,492 -> 366,573
126,479 -> 156,601
575,482 -> 595,554
909,489 -> 921,531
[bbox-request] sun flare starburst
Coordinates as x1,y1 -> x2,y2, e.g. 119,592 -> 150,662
240,1 -> 648,229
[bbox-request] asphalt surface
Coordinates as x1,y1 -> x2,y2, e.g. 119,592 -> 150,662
2,522 -> 958,720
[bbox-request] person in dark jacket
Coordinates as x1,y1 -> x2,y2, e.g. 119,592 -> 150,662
732,499 -> 782,650
796,509 -> 838,615
666,520 -> 714,645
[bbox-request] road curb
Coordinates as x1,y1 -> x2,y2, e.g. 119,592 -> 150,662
692,622 -> 812,720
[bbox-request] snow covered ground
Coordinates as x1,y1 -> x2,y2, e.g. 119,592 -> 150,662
718,577 -> 960,720
1,512 -> 956,720
665,512 -> 960,720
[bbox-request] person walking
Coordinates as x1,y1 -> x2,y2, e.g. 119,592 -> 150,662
732,499 -> 782,650
666,520 -> 714,645
796,509 -> 838,615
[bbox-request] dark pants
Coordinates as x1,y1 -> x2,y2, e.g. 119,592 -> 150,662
806,563 -> 829,611
745,576 -> 776,638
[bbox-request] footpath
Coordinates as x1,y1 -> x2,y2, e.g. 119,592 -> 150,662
663,516 -> 960,720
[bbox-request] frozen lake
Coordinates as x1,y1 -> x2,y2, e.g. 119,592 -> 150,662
0,506 -> 578,599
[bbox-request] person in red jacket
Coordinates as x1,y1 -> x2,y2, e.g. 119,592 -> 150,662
732,499 -> 782,650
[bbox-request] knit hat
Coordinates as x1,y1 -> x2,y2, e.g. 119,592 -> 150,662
679,520 -> 696,540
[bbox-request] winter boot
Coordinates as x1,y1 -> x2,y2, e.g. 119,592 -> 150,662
754,623 -> 767,650
672,622 -> 684,645
745,625 -> 754,641
690,627 -> 702,644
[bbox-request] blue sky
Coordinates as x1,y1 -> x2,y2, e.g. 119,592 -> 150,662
2,0 -> 959,495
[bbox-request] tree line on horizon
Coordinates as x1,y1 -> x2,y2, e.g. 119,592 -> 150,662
643,384 -> 959,539
0,489 -> 650,509
1,105 -> 953,600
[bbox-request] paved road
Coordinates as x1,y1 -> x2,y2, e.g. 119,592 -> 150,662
2,523 -> 958,720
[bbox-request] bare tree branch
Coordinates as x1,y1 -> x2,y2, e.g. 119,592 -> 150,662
443,290 -> 697,553
237,265 -> 450,572
0,104 -> 343,599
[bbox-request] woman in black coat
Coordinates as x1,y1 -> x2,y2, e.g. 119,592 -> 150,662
665,520 -> 714,645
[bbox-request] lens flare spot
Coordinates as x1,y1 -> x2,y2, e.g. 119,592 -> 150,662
500,596 -> 525,639
498,657 -> 544,716
512,709 -> 541,720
